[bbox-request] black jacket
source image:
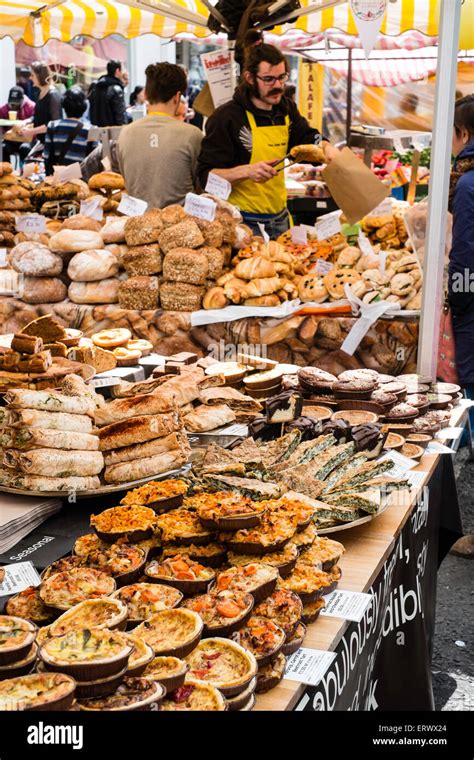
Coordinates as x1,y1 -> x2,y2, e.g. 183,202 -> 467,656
88,75 -> 127,127
197,85 -> 321,188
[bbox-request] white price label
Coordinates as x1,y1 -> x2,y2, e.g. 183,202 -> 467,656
358,230 -> 374,257
285,648 -> 337,686
425,441 -> 455,455
184,192 -> 216,222
0,561 -> 41,596
102,156 -> 112,171
257,222 -> 270,244
435,426 -> 464,441
392,137 -> 404,153
379,449 -> 418,478
205,172 -> 231,200
311,259 -> 333,275
89,377 -> 122,388
80,196 -> 104,220
0,248 -> 7,268
15,214 -> 47,233
118,193 -> 148,217
291,226 -> 308,245
316,200 -> 328,208
406,470 -> 427,490
53,162 -> 82,183
315,211 -> 342,241
320,590 -> 373,622
366,196 -> 393,219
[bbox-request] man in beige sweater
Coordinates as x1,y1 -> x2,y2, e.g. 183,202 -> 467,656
117,63 -> 203,208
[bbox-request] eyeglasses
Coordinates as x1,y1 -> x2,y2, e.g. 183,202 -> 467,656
256,73 -> 290,86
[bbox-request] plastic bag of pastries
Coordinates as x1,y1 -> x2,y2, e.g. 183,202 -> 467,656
159,281 -> 205,311
20,276 -> 67,304
120,244 -> 162,276
162,248 -> 209,285
118,275 -> 160,309
158,219 -> 205,253
67,249 -> 119,281
124,210 -> 163,246
68,277 -> 120,304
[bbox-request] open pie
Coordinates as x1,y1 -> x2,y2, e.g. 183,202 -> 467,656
227,543 -> 298,579
83,544 -> 147,586
216,563 -> 279,602
233,615 -> 286,666
182,589 -> 254,636
133,609 -> 203,658
48,598 -> 128,637
116,632 -> 155,676
91,505 -> 157,544
78,677 -> 164,711
288,523 -> 317,552
297,536 -> 345,572
141,656 -> 188,692
195,493 -> 266,531
255,651 -> 287,694
156,509 -> 214,546
281,563 -> 336,603
39,628 -> 134,681
160,678 -> 226,711
0,616 -> 37,666
160,543 -> 227,569
5,587 -> 54,625
111,583 -> 183,624
0,672 -> 76,711
254,588 -> 303,638
120,479 -> 188,511
39,567 -> 116,611
145,555 -> 215,594
185,637 -> 258,697
221,512 -> 296,555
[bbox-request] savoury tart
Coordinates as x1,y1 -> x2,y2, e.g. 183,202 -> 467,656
160,678 -> 227,711
262,498 -> 316,532
234,615 -> 286,667
39,568 -> 116,611
280,564 -> 336,603
116,632 -> 155,676
185,637 -> 258,697
141,656 -> 188,692
156,509 -> 215,546
145,555 -> 215,595
5,587 -> 55,625
254,588 -> 303,638
182,589 -> 254,636
0,643 -> 38,681
84,545 -> 147,587
215,563 -> 279,603
301,597 -> 326,625
41,555 -> 84,581
227,542 -> 298,579
91,506 -> 157,544
0,672 -> 76,711
298,536 -> 345,572
78,677 -> 164,711
133,609 -> 203,658
288,523 -> 317,553
196,494 -> 266,531
281,622 -> 307,656
39,628 -> 134,680
48,599 -> 128,636
111,583 -> 183,626
0,616 -> 37,666
221,512 -> 296,556
121,479 -> 188,512
225,676 -> 257,711
160,543 -> 227,569
255,651 -> 286,694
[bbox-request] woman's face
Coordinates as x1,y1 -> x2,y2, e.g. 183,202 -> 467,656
31,71 -> 40,88
452,125 -> 470,157
136,89 -> 145,105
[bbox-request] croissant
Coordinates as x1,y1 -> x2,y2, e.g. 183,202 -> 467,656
244,295 -> 280,307
203,287 -> 228,310
234,255 -> 277,280
241,276 -> 281,298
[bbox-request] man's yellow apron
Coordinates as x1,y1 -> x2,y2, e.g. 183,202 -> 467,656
229,111 -> 290,215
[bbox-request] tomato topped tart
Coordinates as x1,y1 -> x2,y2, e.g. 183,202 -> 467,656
182,589 -> 254,636
233,615 -> 286,666
215,563 -> 279,603
145,555 -> 215,594
111,583 -> 182,624
185,638 -> 258,697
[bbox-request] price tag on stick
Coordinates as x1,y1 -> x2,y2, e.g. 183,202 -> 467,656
80,196 -> 104,220
184,192 -> 216,221
118,193 -> 148,217
204,172 -> 231,200
315,211 -> 342,241
15,214 -> 47,233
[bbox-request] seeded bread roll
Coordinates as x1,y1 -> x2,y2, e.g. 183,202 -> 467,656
124,210 -> 163,246
159,281 -> 205,312
162,248 -> 209,285
118,276 -> 160,309
121,244 -> 162,276
160,204 -> 188,227
158,220 -> 204,253
194,218 -> 224,248
197,247 -> 225,280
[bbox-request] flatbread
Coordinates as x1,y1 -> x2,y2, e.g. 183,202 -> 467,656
0,473 -> 101,492
104,449 -> 188,484
97,412 -> 181,451
183,404 -> 236,433
6,409 -> 93,433
4,388 -> 96,418
103,431 -> 190,466
4,448 -> 104,477
94,392 -> 177,426
1,427 -> 99,451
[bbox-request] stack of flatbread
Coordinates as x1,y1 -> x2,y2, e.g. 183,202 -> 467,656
0,375 -> 104,492
93,370 -> 207,483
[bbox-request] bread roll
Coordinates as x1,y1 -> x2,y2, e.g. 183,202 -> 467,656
160,204 -> 188,227
243,295 -> 280,307
235,256 -> 277,280
60,214 -> 103,233
10,243 -> 63,277
20,277 -> 67,304
197,247 -> 225,280
203,287 -> 228,310
158,220 -> 204,253
101,216 -> 128,243
118,276 -> 159,309
162,248 -> 209,285
49,229 -> 104,253
121,244 -> 162,276
68,278 -> 120,304
67,249 -> 119,282
124,211 -> 163,246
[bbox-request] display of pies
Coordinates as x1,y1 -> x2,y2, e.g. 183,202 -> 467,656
0,616 -> 37,666
78,677 -> 164,711
0,643 -> 38,680
73,533 -> 109,557
161,543 -> 227,569
141,656 -> 188,692
48,599 -> 128,637
91,506 -> 157,544
41,555 -> 84,581
156,509 -> 215,546
288,522 -> 317,553
39,568 -> 116,611
182,589 -> 254,636
133,609 -> 203,658
0,672 -> 76,711
215,563 -> 279,602
196,495 -> 266,531
84,545 -> 147,586
185,637 -> 258,697
254,588 -> 303,638
5,587 -> 54,625
117,632 -> 155,676
227,542 -> 298,579
120,479 -> 188,511
39,628 -> 134,680
233,615 -> 286,666
298,537 -> 345,572
221,512 -> 296,555
160,678 -> 227,711
262,498 -> 316,532
111,583 -> 183,624
255,652 -> 287,694
145,555 -> 216,594
406,433 -> 432,448
281,622 -> 307,656
301,597 -> 326,625
280,563 -> 338,603
384,432 -> 405,449
300,405 -> 332,421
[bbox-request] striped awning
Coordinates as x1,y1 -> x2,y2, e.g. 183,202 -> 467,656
0,0 -> 468,46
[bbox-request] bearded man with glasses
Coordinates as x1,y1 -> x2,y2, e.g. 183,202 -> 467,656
198,43 -> 330,238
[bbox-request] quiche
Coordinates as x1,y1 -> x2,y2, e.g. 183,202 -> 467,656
0,672 -> 76,711
227,543 -> 298,579
142,656 -> 188,692
48,599 -> 128,637
0,642 -> 38,680
133,609 -> 203,658
111,583 -> 183,624
281,564 -> 336,603
302,597 -> 326,624
0,616 -> 37,666
185,638 -> 258,697
254,588 -> 303,638
160,678 -> 226,711
281,622 -> 307,656
234,615 -> 286,666
116,632 -> 155,676
39,628 -> 134,680
78,677 -> 164,711
195,493 -> 266,531
255,651 -> 286,694
84,544 -> 146,586
288,523 -> 317,552
215,563 -> 279,603
182,590 -> 254,636
155,509 -> 214,546
5,587 -> 54,625
39,568 -> 116,611
121,479 -> 188,511
41,555 -> 84,581
225,676 -> 257,712
260,498 -> 316,531
145,555 -> 215,594
161,543 -> 227,569
91,505 -> 157,544
74,533 -> 160,560
221,512 -> 297,555
297,537 -> 345,572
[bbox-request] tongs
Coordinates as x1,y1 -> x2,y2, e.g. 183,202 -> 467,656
272,152 -> 296,172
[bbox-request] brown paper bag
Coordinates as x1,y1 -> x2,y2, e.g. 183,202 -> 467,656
322,147 -> 390,223
193,82 -> 215,118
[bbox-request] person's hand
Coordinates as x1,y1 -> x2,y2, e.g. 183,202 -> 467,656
18,126 -> 35,140
322,142 -> 340,162
247,161 -> 278,183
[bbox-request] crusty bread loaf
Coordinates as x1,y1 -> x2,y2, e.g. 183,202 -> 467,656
194,218 -> 224,248
67,249 -> 119,282
162,248 -> 209,285
197,247 -> 224,280
158,220 -> 204,253
159,281 -> 204,312
68,344 -> 117,373
101,216 -> 127,243
118,276 -> 159,309
60,214 -> 103,233
160,204 -> 188,227
68,278 -> 120,304
124,210 -> 163,246
20,277 -> 67,304
49,229 -> 104,253
9,243 -> 63,277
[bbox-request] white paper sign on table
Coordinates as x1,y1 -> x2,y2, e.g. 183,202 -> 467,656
311,259 -> 333,275
291,226 -> 308,245
118,193 -> 148,217
285,648 -> 337,686
366,196 -> 393,218
80,195 -> 104,220
184,192 -> 216,222
89,376 -> 122,389
0,561 -> 41,596
320,590 -> 373,622
435,427 -> 464,441
315,211 -> 342,241
53,162 -> 82,183
15,214 -> 47,233
198,423 -> 248,437
358,230 -> 374,257
205,172 -> 231,200
405,470 -> 427,490
379,449 -> 418,479
425,441 -> 455,455
0,248 -> 7,268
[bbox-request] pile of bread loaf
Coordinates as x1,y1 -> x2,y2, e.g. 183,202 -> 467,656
0,163 -> 34,247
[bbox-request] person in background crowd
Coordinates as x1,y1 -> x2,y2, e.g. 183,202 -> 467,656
447,94 -> 474,560
197,44 -> 327,237
0,86 -> 36,163
17,66 -> 36,101
129,86 -> 145,108
117,62 -> 202,208
88,59 -> 128,127
17,62 -> 62,160
43,86 -> 97,175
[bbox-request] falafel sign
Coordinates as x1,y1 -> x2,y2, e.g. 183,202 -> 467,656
201,50 -> 235,109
